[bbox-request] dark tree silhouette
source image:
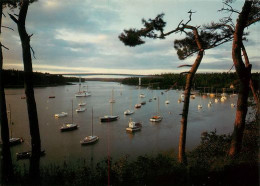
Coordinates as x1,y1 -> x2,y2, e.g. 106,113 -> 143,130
119,12 -> 232,164
8,0 -> 41,181
0,2 -> 14,183
217,0 -> 260,157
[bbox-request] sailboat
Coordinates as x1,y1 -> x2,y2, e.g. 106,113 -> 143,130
150,97 -> 162,122
80,108 -> 99,145
135,87 -> 142,108
8,104 -> 24,146
126,118 -> 142,132
100,99 -> 119,122
124,89 -> 134,115
60,100 -> 78,132
109,88 -> 115,103
165,91 -> 170,104
75,77 -> 91,97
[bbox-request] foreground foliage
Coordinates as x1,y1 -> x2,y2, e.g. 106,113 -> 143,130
3,112 -> 257,185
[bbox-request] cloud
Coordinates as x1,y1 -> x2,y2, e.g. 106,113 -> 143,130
2,0 -> 260,75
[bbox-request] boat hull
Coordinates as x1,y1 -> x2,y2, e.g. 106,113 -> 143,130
100,116 -> 118,122
60,124 -> 78,132
80,136 -> 99,145
126,127 -> 141,132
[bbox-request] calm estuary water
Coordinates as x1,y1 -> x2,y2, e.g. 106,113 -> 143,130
5,81 -> 237,165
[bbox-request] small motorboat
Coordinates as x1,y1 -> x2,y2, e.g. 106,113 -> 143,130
124,109 -> 134,115
100,115 -> 119,122
178,99 -> 182,103
75,92 -> 91,97
150,115 -> 162,122
49,96 -> 55,98
78,102 -> 86,106
60,123 -> 78,132
54,112 -> 68,118
135,103 -> 141,108
9,137 -> 24,146
141,101 -> 146,105
126,119 -> 142,132
76,107 -> 86,112
109,99 -> 115,103
139,94 -> 145,98
190,94 -> 196,99
165,100 -> 170,104
16,150 -> 46,160
221,96 -> 227,102
215,98 -> 219,103
198,104 -> 202,109
80,136 -> 99,145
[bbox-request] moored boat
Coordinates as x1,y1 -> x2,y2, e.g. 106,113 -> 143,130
150,115 -> 162,122
135,103 -> 141,108
100,115 -> 119,122
54,112 -> 68,118
76,107 -> 86,112
124,109 -> 134,115
60,123 -> 78,132
16,150 -> 46,160
126,119 -> 142,132
80,108 -> 99,145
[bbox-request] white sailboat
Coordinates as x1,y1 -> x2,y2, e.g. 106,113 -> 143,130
75,77 -> 91,97
165,91 -> 170,104
8,104 -> 23,146
100,98 -> 119,122
150,97 -> 162,122
80,108 -> 99,145
124,89 -> 134,115
60,100 -> 78,132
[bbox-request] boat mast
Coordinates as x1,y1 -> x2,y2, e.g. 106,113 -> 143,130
72,100 -> 74,123
91,107 -> 93,136
9,104 -> 12,138
79,77 -> 81,92
157,96 -> 160,115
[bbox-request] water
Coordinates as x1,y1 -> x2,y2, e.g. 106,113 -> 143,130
4,81 -> 237,165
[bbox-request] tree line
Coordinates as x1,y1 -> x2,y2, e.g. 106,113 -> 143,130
122,72 -> 259,92
3,69 -> 82,88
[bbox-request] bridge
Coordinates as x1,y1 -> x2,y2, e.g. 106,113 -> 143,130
54,73 -> 160,86
54,73 -> 156,77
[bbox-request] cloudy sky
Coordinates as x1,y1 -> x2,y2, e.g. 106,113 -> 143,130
1,0 -> 259,75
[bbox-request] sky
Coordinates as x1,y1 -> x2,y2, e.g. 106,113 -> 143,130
1,0 -> 260,76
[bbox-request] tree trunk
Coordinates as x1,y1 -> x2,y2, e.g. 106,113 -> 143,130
241,44 -> 259,104
0,3 -> 13,183
10,0 -> 41,180
229,1 -> 253,157
178,50 -> 204,164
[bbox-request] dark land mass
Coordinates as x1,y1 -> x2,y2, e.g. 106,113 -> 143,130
122,72 -> 260,93
3,69 -> 83,88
